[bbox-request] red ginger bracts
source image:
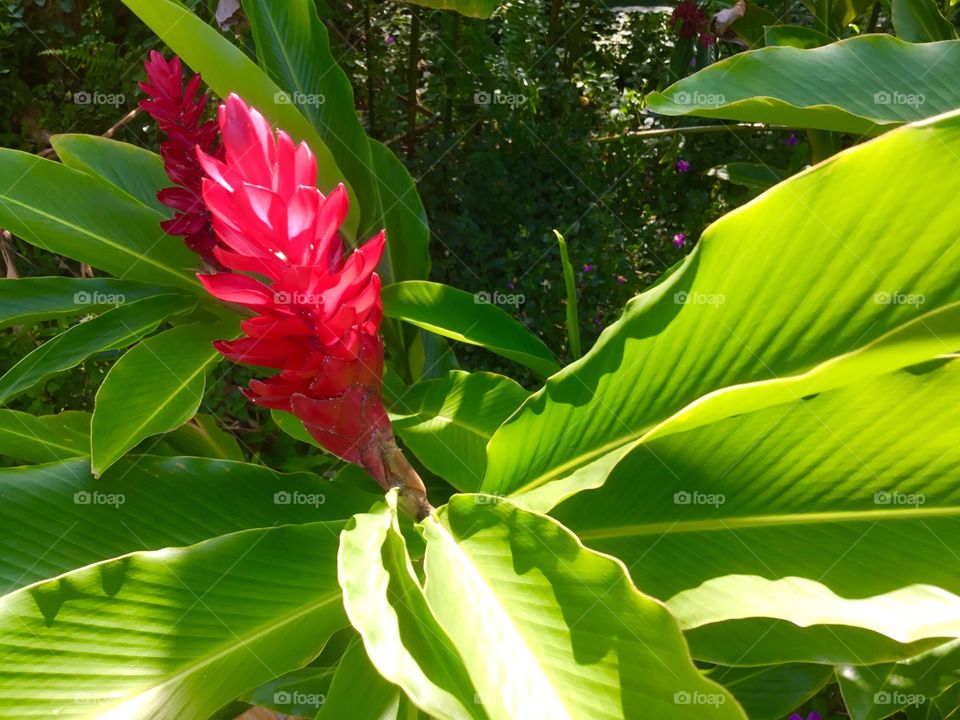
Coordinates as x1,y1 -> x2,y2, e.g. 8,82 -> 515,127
139,51 -> 222,265
195,95 -> 429,516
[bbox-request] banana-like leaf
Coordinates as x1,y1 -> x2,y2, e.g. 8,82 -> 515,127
0,295 -> 196,405
0,277 -> 190,328
243,666 -> 336,717
763,24 -> 833,48
120,0 -> 360,240
646,36 -> 960,134
0,410 -> 89,463
51,134 -> 170,213
382,281 -> 560,377
339,492 -> 484,720
390,370 -> 529,492
709,664 -> 833,720
90,321 -> 238,475
0,150 -> 201,290
551,362 -> 960,665
709,162 -> 789,191
419,495 -> 747,719
893,0 -> 958,42
839,640 -> 960,720
0,522 -> 349,719
159,413 -> 244,461
317,637 -> 418,719
481,111 -> 960,503
0,455 -> 378,594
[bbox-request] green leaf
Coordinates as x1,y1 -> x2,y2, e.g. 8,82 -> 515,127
893,0 -> 958,41
244,0 -> 380,242
708,162 -> 790,191
763,24 -> 834,48
271,408 -> 329,451
420,496 -> 747,719
390,370 -> 529,492
90,321 -> 238,475
0,294 -> 196,405
51,134 -> 170,213
159,414 -> 244,461
0,455 -> 378,595
727,2 -> 780,47
0,277 -> 190,328
317,638 -> 410,719
339,492 -> 484,720
243,666 -> 336,717
382,281 -> 560,377
709,664 -> 833,720
838,640 -> 960,720
391,0 -> 500,19
0,150 -> 201,290
554,229 -> 581,360
0,522 -> 349,719
551,362 -> 960,665
481,111 -> 960,503
0,410 -> 89,463
120,0 -> 360,240
646,36 -> 960,134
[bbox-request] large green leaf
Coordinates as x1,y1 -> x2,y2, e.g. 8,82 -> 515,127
0,455 -> 378,594
419,495 -> 747,719
893,0 -> 958,42
392,0 -> 500,18
390,370 -> 529,492
317,639 -> 408,719
0,410 -> 89,463
339,492 -> 484,720
0,522 -> 349,719
382,281 -> 560,377
120,0 -> 360,240
0,277 -> 189,328
159,413 -> 244,461
481,111 -> 960,502
646,36 -> 960,134
90,321 -> 238,475
551,362 -> 960,665
0,295 -> 196,405
709,664 -> 833,720
0,150 -> 201,290
838,640 -> 960,720
51,134 -> 170,213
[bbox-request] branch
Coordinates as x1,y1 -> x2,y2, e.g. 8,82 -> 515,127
592,122 -> 782,143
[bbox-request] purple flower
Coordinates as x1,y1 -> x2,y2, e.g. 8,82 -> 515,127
672,232 -> 686,248
789,713 -> 821,720
506,281 -> 515,290
785,132 -> 798,147
581,263 -> 594,273
615,274 -> 627,284
676,159 -> 690,173
385,34 -> 396,46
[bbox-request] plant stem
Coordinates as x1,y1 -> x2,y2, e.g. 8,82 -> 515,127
380,436 -> 434,521
592,123 -> 779,142
406,9 -> 421,160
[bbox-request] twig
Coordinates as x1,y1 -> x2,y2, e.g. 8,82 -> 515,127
38,107 -> 143,158
592,122 -> 780,142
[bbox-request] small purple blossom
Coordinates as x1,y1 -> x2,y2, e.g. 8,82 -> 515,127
581,263 -> 595,273
672,232 -> 686,248
506,281 -> 515,290
615,274 -> 627,284
675,159 -> 690,173
385,34 -> 396,46
785,132 -> 798,147
789,713 -> 821,720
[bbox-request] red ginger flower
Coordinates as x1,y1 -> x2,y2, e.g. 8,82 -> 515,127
139,51 -> 222,265
196,95 -> 429,516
